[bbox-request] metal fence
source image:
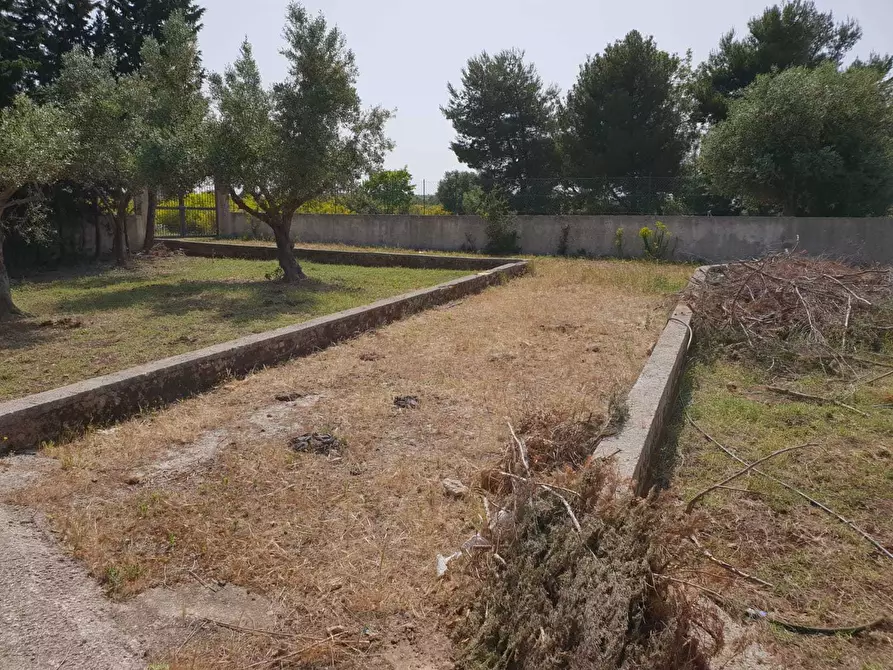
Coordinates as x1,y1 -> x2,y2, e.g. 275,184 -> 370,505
155,179 -> 218,237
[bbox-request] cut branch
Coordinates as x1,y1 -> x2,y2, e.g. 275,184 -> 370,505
686,415 -> 893,561
686,442 -> 815,513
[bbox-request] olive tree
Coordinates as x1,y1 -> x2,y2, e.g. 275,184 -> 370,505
209,2 -> 391,281
55,49 -> 142,265
700,64 -> 893,216
136,10 -> 210,250
0,95 -> 75,318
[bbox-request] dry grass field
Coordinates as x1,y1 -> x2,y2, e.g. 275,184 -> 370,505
4,258 -> 691,668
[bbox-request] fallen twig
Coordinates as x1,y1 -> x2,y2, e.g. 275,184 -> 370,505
767,615 -> 887,636
686,415 -> 893,561
507,421 -> 530,475
689,534 -> 774,588
686,443 -> 814,513
201,617 -> 302,640
766,385 -> 869,417
860,368 -> 893,387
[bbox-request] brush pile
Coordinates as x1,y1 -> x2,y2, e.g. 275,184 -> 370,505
454,412 -> 720,670
686,254 -> 893,366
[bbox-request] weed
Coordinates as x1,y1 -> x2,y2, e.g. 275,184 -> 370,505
557,224 -> 571,256
640,221 -> 676,261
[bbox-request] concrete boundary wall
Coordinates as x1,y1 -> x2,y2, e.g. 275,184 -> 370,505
602,268 -> 707,495
160,239 -> 514,271
0,261 -> 528,454
220,211 -> 893,264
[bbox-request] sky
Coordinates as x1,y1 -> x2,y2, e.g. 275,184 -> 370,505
199,0 -> 893,188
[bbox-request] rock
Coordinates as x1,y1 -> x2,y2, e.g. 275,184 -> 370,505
442,478 -> 468,498
393,395 -> 420,409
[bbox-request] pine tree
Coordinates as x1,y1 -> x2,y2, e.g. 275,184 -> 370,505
97,0 -> 204,75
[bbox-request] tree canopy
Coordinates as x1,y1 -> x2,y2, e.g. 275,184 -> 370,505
693,0 -> 865,123
442,49 -> 559,213
0,94 -> 74,316
356,168 -> 414,214
210,1 -> 391,280
562,30 -> 694,213
699,64 -> 893,216
436,170 -> 480,214
95,0 -> 204,75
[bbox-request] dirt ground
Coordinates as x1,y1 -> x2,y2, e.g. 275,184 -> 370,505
1,258 -> 690,668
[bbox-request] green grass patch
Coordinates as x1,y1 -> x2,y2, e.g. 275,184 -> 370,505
672,352 -> 893,669
1,256 -> 467,401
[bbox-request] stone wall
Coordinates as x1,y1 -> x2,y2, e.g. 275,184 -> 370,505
218,210 -> 893,264
0,260 -> 527,453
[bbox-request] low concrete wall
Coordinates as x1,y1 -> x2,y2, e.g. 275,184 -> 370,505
161,239 -> 514,271
222,211 -> 893,264
0,261 -> 527,453
601,267 -> 709,495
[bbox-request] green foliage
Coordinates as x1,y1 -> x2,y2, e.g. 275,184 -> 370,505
436,170 -> 480,214
209,4 -> 391,225
96,0 -> 204,75
0,95 -> 74,210
55,48 -> 141,207
693,0 -> 866,123
136,11 -> 209,196
639,221 -> 674,261
465,186 -> 520,255
614,228 -> 624,258
562,31 -> 694,213
442,49 -> 559,213
357,168 -> 414,214
699,64 -> 893,216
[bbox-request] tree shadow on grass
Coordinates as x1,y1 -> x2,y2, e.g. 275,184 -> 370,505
52,277 -> 359,328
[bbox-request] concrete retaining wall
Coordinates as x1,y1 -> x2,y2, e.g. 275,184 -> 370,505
601,267 -> 709,495
0,261 -> 527,453
161,239 -> 514,271
220,211 -> 893,264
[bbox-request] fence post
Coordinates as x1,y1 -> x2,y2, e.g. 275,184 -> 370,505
214,180 -> 232,238
178,195 -> 187,237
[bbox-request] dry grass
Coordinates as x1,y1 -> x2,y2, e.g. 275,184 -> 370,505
672,352 -> 893,669
0,255 -> 467,400
6,258 -> 691,668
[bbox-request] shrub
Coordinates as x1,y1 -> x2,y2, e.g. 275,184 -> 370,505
640,221 -> 675,261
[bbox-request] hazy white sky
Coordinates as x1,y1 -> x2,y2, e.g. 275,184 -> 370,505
199,0 -> 892,186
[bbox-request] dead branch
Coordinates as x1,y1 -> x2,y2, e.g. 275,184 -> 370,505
766,385 -> 869,417
686,415 -> 893,561
507,421 -> 530,475
860,368 -> 893,387
686,443 -> 815,513
689,534 -> 774,588
768,615 -> 887,636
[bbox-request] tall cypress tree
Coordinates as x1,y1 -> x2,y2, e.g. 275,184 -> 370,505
97,0 -> 203,75
47,1 -> 97,81
8,0 -> 53,96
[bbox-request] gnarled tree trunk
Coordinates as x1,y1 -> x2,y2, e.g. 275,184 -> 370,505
113,191 -> 131,266
142,189 -> 158,252
270,216 -> 306,281
0,233 -> 22,319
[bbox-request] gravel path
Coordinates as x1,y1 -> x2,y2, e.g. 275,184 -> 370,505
0,504 -> 146,670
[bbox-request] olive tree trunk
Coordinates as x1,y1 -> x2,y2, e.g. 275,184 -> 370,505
0,232 -> 22,319
270,216 -> 306,281
142,189 -> 158,252
112,191 -> 131,266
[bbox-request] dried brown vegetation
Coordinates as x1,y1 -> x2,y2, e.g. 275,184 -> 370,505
454,416 -> 721,670
686,254 -> 893,371
6,258 -> 691,668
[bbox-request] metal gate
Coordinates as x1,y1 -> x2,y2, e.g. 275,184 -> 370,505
155,180 -> 218,237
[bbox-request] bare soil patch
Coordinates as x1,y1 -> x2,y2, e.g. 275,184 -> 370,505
4,258 -> 690,668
